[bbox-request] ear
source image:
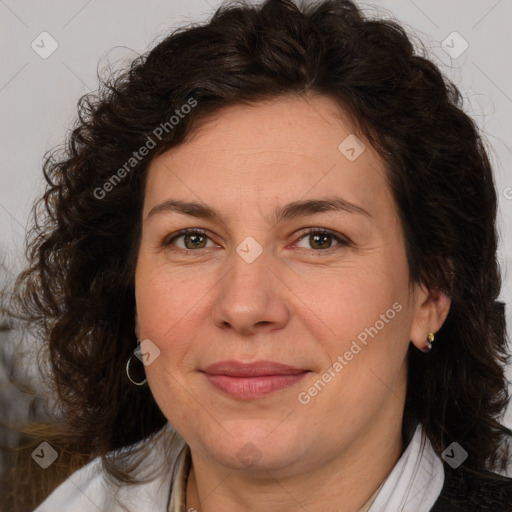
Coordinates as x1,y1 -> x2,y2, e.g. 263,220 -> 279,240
409,283 -> 451,351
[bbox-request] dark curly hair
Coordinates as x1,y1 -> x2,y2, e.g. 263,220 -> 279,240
4,0 -> 511,509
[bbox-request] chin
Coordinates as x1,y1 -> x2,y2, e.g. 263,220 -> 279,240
195,423 -> 311,472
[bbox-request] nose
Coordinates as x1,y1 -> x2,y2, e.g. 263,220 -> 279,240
211,247 -> 291,337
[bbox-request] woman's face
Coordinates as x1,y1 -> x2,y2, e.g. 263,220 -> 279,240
134,95 -> 447,474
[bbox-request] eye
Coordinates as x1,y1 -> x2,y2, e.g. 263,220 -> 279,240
163,229 -> 217,250
162,228 -> 350,253
294,228 -> 349,251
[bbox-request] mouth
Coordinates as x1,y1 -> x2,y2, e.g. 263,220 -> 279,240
201,360 -> 310,399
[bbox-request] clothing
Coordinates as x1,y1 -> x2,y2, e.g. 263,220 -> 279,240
32,422 -> 511,512
430,466 -> 512,511
33,426 -> 183,512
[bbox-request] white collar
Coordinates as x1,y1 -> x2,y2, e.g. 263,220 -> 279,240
367,422 -> 445,512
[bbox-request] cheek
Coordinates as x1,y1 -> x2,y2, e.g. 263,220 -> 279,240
135,269 -> 207,424
296,289 -> 409,434
134,278 -> 194,398
300,260 -> 411,408
303,260 -> 408,342
135,257 -> 212,343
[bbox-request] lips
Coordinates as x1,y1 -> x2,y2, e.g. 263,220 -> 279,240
201,360 -> 309,399
202,360 -> 307,376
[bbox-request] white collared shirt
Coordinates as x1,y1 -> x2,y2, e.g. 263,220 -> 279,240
33,422 -> 444,512
367,422 -> 445,512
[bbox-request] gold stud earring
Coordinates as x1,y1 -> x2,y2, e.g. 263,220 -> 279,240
423,330 -> 435,352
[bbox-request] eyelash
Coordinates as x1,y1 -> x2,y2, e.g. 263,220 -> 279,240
162,228 -> 350,253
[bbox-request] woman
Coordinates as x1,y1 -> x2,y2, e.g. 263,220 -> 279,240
5,0 -> 512,510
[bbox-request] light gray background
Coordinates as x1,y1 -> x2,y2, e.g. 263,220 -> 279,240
1,0 -> 511,470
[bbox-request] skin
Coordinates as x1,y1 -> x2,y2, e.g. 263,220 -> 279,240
134,94 -> 451,512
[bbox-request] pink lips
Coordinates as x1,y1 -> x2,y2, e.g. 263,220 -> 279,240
201,360 -> 309,399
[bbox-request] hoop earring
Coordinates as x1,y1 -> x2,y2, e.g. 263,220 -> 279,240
126,345 -> 147,386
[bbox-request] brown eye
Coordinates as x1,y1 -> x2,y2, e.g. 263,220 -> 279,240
295,229 -> 349,251
182,232 -> 207,249
309,232 -> 334,250
164,229 -> 214,250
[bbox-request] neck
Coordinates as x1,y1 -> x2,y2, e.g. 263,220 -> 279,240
185,403 -> 405,512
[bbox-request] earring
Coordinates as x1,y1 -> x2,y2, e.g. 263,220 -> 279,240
422,330 -> 435,353
126,341 -> 147,386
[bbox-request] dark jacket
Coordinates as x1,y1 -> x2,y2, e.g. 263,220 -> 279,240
430,466 -> 512,511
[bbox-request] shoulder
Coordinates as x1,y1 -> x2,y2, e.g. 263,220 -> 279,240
33,456 -> 175,512
33,424 -> 186,512
33,457 -> 114,512
430,467 -> 512,512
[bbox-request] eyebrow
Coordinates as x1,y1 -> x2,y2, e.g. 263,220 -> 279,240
146,196 -> 372,224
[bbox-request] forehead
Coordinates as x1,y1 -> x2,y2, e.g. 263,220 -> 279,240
167,95 -> 363,165
143,94 -> 392,221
